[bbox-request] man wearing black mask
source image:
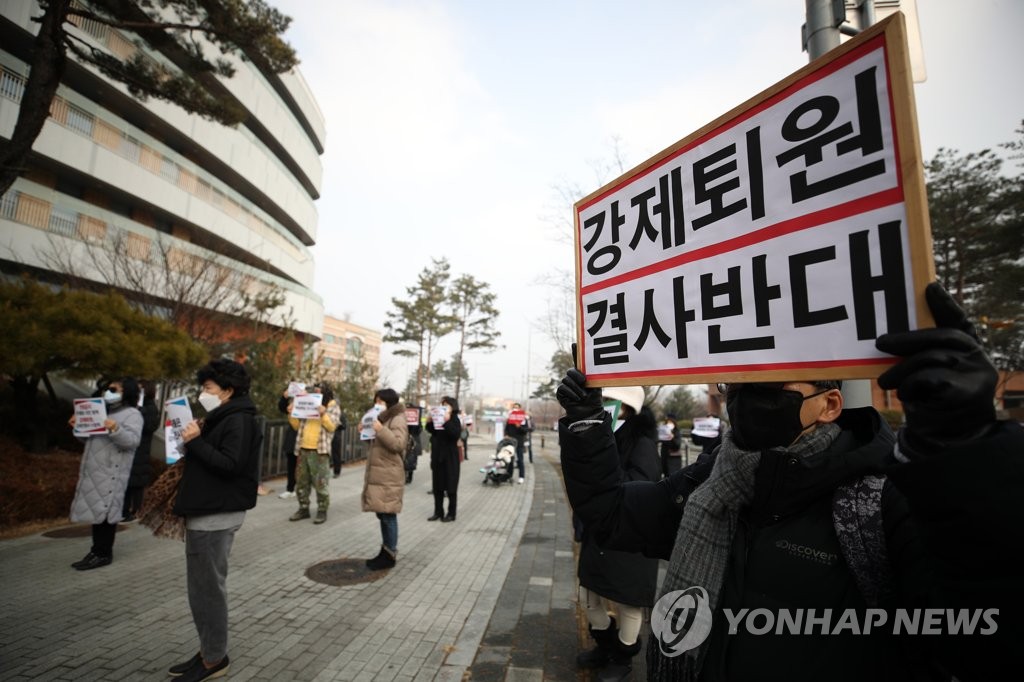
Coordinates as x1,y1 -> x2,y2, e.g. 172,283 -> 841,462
557,284 -> 1023,682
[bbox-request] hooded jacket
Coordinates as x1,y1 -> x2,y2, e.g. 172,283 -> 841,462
174,395 -> 261,516
362,403 -> 409,514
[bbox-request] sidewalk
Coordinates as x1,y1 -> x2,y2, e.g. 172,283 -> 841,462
0,433 -> 591,681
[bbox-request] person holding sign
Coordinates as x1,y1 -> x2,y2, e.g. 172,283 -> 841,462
425,396 -> 462,522
169,359 -> 262,682
657,413 -> 684,479
504,402 -> 530,484
287,383 -> 341,524
557,284 -> 1023,682
68,378 -> 143,571
361,388 -> 409,571
573,386 -> 661,680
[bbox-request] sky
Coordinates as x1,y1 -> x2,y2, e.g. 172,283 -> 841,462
271,0 -> 1024,401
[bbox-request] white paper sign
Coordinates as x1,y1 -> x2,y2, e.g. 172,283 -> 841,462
692,416 -> 722,439
73,398 -> 107,436
291,393 -> 324,419
360,404 -> 383,440
430,406 -> 447,429
286,381 -> 306,397
164,395 -> 193,464
657,423 -> 674,442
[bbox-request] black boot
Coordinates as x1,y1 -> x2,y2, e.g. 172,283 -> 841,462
576,618 -> 619,669
596,637 -> 642,682
366,546 -> 396,570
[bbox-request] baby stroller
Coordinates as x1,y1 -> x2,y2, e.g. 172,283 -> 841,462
481,437 -> 517,485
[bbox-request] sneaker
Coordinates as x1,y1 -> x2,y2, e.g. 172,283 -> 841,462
74,554 -> 112,571
518,477 -> 525,484
289,508 -> 311,521
313,509 -> 327,524
168,652 -> 202,677
278,490 -> 296,499
176,655 -> 230,682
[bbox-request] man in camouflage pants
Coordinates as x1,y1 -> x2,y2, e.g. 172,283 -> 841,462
287,384 -> 342,524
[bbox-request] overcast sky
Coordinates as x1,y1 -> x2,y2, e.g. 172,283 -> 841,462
271,0 -> 1024,400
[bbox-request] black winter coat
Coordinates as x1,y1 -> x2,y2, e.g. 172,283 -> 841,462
128,400 -> 160,487
174,396 -> 261,516
426,414 -> 461,493
405,424 -> 422,472
577,406 -> 662,607
560,408 -> 1024,682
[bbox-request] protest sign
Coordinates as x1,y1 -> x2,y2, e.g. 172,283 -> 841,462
657,423 -> 675,442
164,395 -> 193,464
360,404 -> 383,440
286,381 -> 306,398
405,406 -> 422,426
692,416 -> 722,439
430,406 -> 448,429
73,398 -> 108,437
574,14 -> 932,387
506,409 -> 527,427
291,393 -> 324,419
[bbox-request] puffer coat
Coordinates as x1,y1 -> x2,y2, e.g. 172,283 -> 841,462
70,404 -> 143,524
362,403 -> 409,514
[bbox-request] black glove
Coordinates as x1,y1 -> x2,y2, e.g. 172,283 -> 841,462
556,368 -> 605,423
875,282 -> 998,453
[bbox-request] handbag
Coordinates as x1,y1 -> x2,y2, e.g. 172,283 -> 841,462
138,460 -> 186,541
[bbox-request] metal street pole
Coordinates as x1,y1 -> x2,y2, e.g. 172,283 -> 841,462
803,0 -> 876,408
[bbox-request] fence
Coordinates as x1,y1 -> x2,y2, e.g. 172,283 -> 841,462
257,419 -> 370,481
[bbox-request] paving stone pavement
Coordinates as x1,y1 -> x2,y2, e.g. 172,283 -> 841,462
0,432 -> 616,681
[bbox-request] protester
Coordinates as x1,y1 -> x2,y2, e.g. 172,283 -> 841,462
405,408 -> 422,485
556,283 -> 1023,681
287,383 -> 341,524
277,386 -> 298,499
657,412 -> 683,479
331,411 -> 347,478
123,380 -> 160,521
68,377 -> 143,570
361,388 -> 409,570
504,402 -> 529,484
425,396 -> 462,522
168,359 -> 261,682
574,386 -> 661,681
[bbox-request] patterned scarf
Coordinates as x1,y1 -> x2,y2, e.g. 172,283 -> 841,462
647,422 -> 841,681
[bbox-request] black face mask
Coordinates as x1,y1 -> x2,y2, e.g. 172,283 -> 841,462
726,385 -> 828,451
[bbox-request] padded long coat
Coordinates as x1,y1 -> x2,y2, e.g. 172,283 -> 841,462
70,405 -> 143,524
362,403 -> 409,514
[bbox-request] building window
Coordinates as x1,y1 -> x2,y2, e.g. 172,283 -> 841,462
324,333 -> 335,344
347,337 -> 363,356
66,106 -> 95,136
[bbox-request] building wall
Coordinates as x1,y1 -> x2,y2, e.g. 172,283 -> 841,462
317,316 -> 383,382
0,1 -> 325,337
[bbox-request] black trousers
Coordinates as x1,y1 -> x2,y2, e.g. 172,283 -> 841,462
431,468 -> 457,518
286,452 -> 297,492
91,521 -> 117,558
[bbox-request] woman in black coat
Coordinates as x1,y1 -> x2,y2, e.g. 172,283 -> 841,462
123,381 -> 160,521
575,386 -> 661,680
425,396 -> 461,522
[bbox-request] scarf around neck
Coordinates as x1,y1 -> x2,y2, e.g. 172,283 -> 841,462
647,421 -> 841,681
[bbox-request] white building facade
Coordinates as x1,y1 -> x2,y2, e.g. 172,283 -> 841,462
0,1 -> 325,337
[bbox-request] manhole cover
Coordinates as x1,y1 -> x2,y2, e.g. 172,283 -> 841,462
43,525 -> 130,539
306,557 -> 390,586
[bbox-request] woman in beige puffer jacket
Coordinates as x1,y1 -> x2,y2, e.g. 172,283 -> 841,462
361,387 -> 408,570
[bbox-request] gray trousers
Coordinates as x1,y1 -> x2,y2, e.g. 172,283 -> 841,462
186,526 -> 240,662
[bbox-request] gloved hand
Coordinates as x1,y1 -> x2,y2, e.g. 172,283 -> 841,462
556,368 -> 605,423
875,282 -> 998,453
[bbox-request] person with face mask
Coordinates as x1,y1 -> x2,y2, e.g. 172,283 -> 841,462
425,396 -> 462,522
286,382 -> 342,524
556,284 -> 1024,682
361,388 -> 409,570
68,377 -> 143,570
168,359 -> 261,682
574,386 -> 661,681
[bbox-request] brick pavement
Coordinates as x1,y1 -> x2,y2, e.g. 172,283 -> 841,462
0,432 -> 613,682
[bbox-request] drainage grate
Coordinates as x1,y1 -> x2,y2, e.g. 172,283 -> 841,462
305,558 -> 390,586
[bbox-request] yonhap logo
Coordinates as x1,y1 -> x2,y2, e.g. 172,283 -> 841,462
651,586 -> 714,657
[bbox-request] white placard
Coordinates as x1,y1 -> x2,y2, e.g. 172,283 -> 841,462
73,398 -> 108,437
430,406 -> 447,429
573,16 -> 931,386
291,393 -> 324,419
164,395 -> 193,464
360,404 -> 383,440
692,416 -> 722,439
657,423 -> 674,442
286,381 -> 306,397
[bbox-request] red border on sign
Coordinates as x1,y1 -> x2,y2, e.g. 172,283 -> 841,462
586,356 -> 896,382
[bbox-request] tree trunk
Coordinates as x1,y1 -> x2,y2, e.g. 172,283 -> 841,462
0,0 -> 70,197
454,321 -> 467,400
